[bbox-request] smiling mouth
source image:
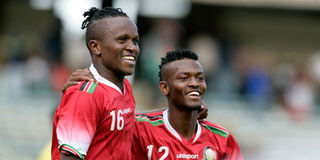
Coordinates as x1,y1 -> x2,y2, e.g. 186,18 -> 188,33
186,91 -> 201,99
122,55 -> 135,60
122,55 -> 136,64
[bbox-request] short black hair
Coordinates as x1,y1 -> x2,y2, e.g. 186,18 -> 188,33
81,7 -> 128,53
158,48 -> 198,81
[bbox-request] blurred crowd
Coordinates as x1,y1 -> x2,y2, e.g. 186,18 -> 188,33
2,1 -> 320,160
1,20 -> 320,124
0,19 -> 71,98
136,18 -> 320,124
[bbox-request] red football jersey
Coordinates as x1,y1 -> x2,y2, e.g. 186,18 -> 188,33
133,110 -> 242,160
51,65 -> 135,160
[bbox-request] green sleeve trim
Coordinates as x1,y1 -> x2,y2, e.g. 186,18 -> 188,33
136,117 -> 164,126
202,124 -> 229,138
59,144 -> 85,160
88,83 -> 98,94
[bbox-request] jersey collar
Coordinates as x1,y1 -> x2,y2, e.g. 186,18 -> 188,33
89,64 -> 126,95
163,109 -> 202,143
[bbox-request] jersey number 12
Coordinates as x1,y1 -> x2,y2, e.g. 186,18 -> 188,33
147,145 -> 169,160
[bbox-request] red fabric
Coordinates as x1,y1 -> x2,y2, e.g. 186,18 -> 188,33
52,79 -> 135,160
132,110 -> 242,160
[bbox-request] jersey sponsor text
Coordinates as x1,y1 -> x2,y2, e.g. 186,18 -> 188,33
122,108 -> 131,114
177,153 -> 199,159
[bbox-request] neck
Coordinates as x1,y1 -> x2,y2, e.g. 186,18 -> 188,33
93,63 -> 125,90
167,104 -> 198,140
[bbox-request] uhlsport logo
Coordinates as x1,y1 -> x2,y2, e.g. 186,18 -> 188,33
176,153 -> 199,159
202,146 -> 217,160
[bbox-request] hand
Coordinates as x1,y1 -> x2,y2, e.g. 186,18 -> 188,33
62,68 -> 97,93
198,101 -> 208,120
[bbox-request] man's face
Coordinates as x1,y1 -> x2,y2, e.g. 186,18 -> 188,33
93,16 -> 140,76
161,59 -> 207,110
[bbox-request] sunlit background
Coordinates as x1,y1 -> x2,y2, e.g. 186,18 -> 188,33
1,0 -> 320,159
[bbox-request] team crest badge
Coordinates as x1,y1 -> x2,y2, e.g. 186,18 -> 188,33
202,146 -> 217,160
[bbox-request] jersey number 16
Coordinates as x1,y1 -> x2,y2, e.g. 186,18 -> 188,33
110,110 -> 124,131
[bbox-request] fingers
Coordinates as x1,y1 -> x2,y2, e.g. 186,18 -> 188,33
197,101 -> 208,120
201,101 -> 207,107
71,69 -> 96,82
70,75 -> 94,82
62,68 -> 96,93
62,81 -> 80,93
198,108 -> 208,120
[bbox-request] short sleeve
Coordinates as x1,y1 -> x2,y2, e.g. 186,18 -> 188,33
56,89 -> 100,158
225,134 -> 243,160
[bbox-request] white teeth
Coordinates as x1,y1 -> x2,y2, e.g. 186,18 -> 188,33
122,56 -> 135,60
188,91 -> 200,96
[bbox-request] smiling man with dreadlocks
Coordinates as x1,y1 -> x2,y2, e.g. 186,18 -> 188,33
51,6 -> 140,160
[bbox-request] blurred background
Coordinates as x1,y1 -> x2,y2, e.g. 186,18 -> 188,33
1,0 -> 320,159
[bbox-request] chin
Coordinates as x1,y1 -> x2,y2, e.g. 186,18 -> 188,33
124,71 -> 134,76
121,68 -> 135,76
184,103 -> 201,111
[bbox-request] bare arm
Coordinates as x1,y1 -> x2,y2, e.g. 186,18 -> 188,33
62,68 -> 97,93
63,68 -> 208,120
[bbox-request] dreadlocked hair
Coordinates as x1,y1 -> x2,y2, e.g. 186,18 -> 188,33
81,7 -> 128,29
81,7 -> 128,53
158,48 -> 198,81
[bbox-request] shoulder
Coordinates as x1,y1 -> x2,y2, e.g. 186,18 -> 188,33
200,120 -> 230,138
79,81 -> 99,94
62,81 -> 106,104
135,110 -> 164,126
64,81 -> 100,95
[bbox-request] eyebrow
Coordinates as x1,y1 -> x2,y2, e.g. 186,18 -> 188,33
177,72 -> 205,76
115,33 -> 139,39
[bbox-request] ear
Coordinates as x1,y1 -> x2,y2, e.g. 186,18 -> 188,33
88,40 -> 101,56
159,81 -> 169,95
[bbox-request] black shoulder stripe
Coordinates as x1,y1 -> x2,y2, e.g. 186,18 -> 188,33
80,81 -> 88,91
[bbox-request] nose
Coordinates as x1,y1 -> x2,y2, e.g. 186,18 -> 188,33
189,77 -> 200,88
126,41 -> 139,54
